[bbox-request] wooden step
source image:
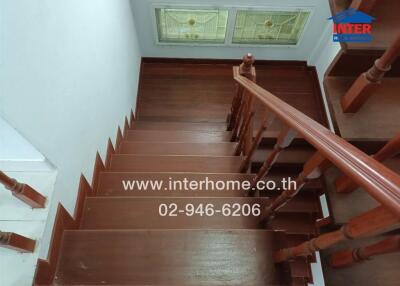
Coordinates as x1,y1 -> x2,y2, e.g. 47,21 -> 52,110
97,172 -> 255,196
126,130 -> 232,142
119,141 -> 237,156
54,229 -> 286,285
268,213 -> 317,235
109,155 -> 242,173
131,121 -> 227,131
80,197 -> 318,230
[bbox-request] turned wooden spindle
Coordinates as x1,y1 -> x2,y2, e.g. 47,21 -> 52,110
248,126 -> 297,196
329,235 -> 400,268
0,231 -> 36,253
341,33 -> 400,113
0,171 -> 46,208
239,112 -> 275,172
274,206 -> 400,263
336,133 -> 400,193
228,84 -> 244,131
350,0 -> 377,13
235,111 -> 255,156
260,152 -> 330,223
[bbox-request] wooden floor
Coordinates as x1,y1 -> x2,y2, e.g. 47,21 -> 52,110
324,77 -> 400,141
137,61 -> 328,128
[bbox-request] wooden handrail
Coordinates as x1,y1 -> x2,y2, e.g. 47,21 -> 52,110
341,33 -> 400,112
0,170 -> 46,208
0,231 -> 36,253
329,235 -> 400,268
336,133 -> 400,193
233,67 -> 400,218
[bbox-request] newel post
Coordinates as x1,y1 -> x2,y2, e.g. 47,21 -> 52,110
0,171 -> 46,208
341,33 -> 400,113
0,231 -> 36,253
230,54 -> 256,153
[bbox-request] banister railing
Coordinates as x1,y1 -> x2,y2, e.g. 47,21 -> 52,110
229,54 -> 400,263
232,63 -> 400,217
341,33 -> 400,113
336,133 -> 400,193
329,235 -> 400,268
0,170 -> 46,208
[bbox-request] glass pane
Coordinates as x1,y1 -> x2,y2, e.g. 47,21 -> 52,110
156,8 -> 228,44
233,10 -> 310,45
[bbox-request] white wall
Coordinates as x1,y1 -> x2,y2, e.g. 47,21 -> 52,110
131,0 -> 330,61
0,0 -> 142,258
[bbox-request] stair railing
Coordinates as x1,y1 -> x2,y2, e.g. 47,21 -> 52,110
229,54 -> 400,263
335,133 -> 400,193
0,170 -> 46,208
0,231 -> 36,253
329,235 -> 400,268
341,33 -> 400,113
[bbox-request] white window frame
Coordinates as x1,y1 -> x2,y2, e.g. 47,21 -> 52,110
150,3 -> 315,48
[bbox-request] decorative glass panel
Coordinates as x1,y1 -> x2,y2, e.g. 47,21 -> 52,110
156,8 -> 228,44
233,10 -> 310,45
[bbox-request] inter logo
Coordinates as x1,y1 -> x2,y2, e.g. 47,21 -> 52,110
328,8 -> 375,43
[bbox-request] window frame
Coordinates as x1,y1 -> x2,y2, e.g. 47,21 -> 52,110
151,4 -> 314,48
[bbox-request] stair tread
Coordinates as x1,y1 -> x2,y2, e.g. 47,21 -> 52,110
55,229 -> 286,285
119,141 -> 237,156
126,130 -> 232,142
269,213 -> 316,235
109,154 -> 243,173
80,197 -> 318,229
131,121 -> 228,131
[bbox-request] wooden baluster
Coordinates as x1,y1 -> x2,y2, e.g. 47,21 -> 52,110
350,0 -> 377,13
0,171 -> 46,208
0,231 -> 36,253
329,235 -> 400,268
239,112 -> 276,172
231,97 -> 246,141
274,206 -> 400,263
228,84 -> 244,131
248,126 -> 297,196
260,152 -> 330,223
336,133 -> 400,193
235,111 -> 255,156
341,33 -> 400,113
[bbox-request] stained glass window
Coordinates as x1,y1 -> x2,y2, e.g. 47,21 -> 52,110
232,10 -> 310,45
156,8 -> 229,44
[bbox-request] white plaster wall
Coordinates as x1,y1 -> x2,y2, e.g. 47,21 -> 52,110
0,0 -> 142,261
131,0 -> 330,61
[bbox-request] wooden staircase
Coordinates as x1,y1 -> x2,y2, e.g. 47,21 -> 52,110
33,56 -> 400,286
47,120 -> 318,285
